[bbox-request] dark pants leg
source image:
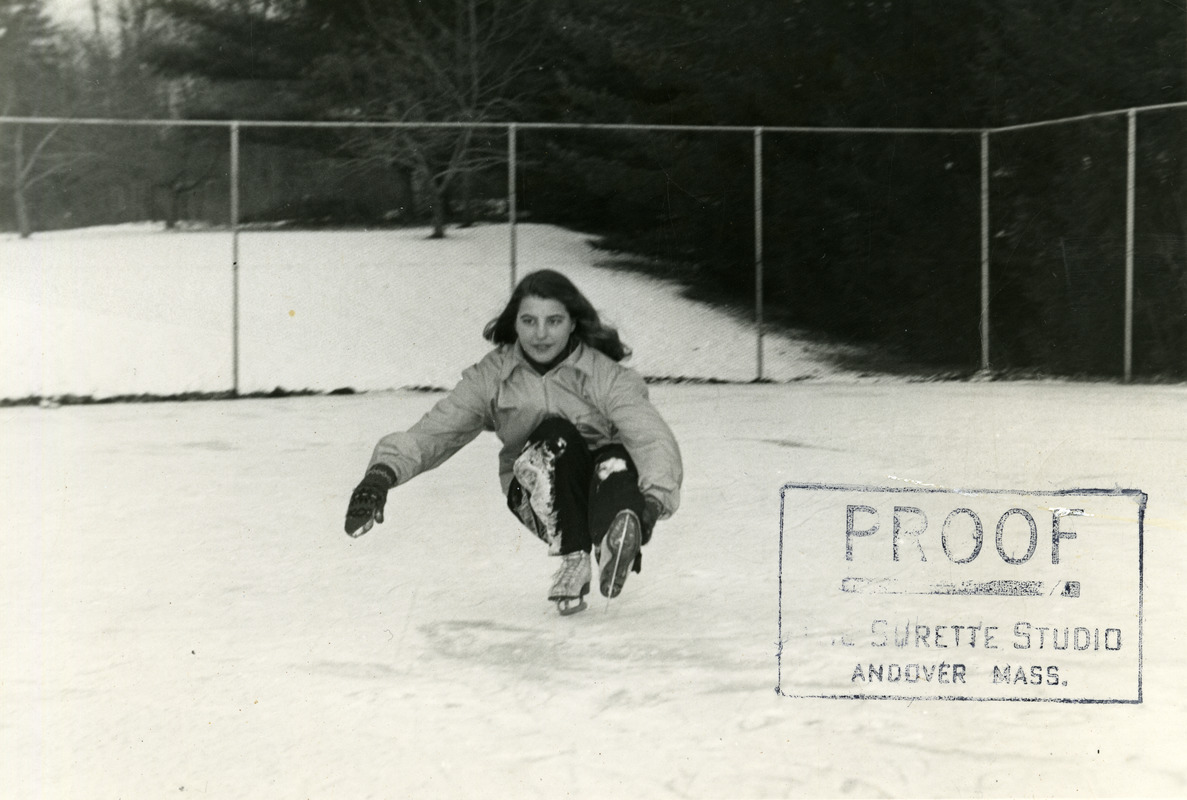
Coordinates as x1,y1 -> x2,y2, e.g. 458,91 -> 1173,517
588,444 -> 646,548
507,418 -> 646,558
589,443 -> 646,574
507,417 -> 594,556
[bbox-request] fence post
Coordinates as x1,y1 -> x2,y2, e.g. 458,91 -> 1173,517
1124,109 -> 1136,382
980,130 -> 990,372
754,127 -> 764,382
230,121 -> 241,395
508,123 -> 518,295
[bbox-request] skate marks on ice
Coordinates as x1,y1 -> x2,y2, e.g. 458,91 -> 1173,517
304,658 -> 404,683
420,620 -> 561,670
418,618 -> 757,686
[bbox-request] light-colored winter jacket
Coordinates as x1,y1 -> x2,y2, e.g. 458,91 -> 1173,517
370,342 -> 682,518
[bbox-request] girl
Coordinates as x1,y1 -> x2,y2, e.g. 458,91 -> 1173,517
344,269 -> 682,615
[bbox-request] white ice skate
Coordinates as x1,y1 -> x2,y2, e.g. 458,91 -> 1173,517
598,509 -> 642,599
549,551 -> 591,616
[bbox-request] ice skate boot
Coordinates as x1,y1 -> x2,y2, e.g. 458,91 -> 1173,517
598,509 -> 642,599
548,550 -> 591,616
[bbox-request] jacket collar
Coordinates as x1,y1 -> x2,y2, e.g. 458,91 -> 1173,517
499,340 -> 591,382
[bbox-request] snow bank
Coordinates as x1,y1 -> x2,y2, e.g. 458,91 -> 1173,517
0,223 -> 849,400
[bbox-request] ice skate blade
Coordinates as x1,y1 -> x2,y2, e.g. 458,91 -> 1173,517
599,510 -> 641,598
551,580 -> 590,616
555,597 -> 589,616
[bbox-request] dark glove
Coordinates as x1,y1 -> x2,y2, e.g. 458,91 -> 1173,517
345,464 -> 397,537
626,495 -> 664,575
641,495 -> 663,545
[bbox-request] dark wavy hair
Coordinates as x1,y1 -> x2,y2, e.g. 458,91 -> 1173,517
483,269 -> 631,362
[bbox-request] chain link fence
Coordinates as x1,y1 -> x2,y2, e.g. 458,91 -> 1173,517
1,105 -> 1184,399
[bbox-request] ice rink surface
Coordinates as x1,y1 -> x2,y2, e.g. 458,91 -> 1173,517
2,382 -> 1184,798
2,224 -> 1185,797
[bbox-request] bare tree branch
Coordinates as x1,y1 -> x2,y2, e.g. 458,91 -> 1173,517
15,124 -> 61,184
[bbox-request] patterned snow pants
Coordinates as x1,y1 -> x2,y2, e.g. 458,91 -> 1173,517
507,417 -> 646,567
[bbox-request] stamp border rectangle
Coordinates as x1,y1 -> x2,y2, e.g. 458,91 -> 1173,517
777,483 -> 1146,703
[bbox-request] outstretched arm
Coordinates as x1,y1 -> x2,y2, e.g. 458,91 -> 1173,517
345,360 -> 493,535
368,364 -> 492,483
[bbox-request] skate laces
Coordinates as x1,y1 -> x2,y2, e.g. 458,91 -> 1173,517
551,550 -> 590,595
554,550 -> 589,580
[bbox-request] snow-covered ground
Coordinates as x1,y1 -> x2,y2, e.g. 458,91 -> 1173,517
2,224 -> 1185,798
0,223 -> 849,400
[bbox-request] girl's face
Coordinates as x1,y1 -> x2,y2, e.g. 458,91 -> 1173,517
515,295 -> 575,363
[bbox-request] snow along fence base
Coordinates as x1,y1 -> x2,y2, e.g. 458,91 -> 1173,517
3,105 -> 1185,387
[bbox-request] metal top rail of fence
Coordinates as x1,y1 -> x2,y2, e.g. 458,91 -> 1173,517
4,100 -> 1186,387
8,98 -> 1187,131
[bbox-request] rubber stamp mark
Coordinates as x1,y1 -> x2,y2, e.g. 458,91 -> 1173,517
778,484 -> 1145,702
841,577 -> 1053,597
